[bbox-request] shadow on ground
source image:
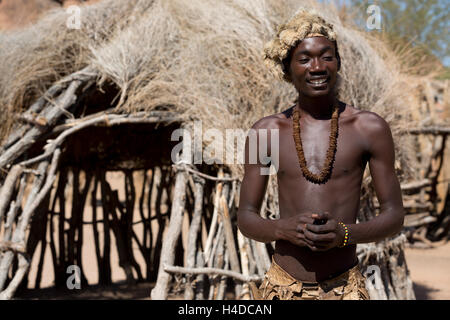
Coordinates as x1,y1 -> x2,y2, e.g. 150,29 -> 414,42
15,281 -> 153,300
413,282 -> 440,300
12,280 -> 444,300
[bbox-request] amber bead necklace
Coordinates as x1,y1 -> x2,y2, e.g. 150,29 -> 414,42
292,103 -> 339,184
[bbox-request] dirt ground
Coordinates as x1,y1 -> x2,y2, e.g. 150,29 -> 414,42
404,242 -> 450,300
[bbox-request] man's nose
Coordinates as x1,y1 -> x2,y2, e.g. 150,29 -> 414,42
310,58 -> 326,72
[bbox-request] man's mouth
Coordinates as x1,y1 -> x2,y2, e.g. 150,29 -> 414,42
306,77 -> 329,85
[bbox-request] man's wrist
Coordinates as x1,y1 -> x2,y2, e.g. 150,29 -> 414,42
273,219 -> 285,241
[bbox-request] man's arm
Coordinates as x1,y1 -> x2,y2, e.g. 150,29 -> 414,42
237,118 -> 277,242
304,113 -> 405,251
346,113 -> 405,244
237,117 -> 315,246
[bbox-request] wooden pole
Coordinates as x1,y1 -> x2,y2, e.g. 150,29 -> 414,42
0,160 -> 49,291
184,175 -> 205,300
0,165 -> 23,229
56,168 -> 68,287
220,195 -> 242,298
150,167 -> 187,300
163,265 -> 262,283
98,171 -> 112,285
237,230 -> 251,300
203,169 -> 224,262
194,250 -> 206,300
138,169 -> 151,280
28,192 -> 50,290
1,175 -> 26,252
0,74 -> 95,169
0,67 -> 96,153
150,166 -> 163,281
216,251 -> 229,300
0,149 -> 60,298
48,171 -> 63,288
208,228 -> 224,300
124,171 -> 144,281
101,176 -> 135,285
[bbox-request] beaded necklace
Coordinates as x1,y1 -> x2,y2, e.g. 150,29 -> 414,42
292,103 -> 339,184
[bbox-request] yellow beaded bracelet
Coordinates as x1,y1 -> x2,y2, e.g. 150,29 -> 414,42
338,222 -> 349,248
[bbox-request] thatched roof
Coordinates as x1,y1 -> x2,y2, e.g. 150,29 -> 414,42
0,0 -> 443,178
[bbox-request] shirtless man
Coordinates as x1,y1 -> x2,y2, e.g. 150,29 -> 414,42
237,10 -> 404,300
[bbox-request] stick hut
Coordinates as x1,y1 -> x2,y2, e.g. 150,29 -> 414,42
0,0 -> 448,300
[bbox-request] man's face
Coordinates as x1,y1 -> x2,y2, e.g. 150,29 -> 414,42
288,36 -> 339,98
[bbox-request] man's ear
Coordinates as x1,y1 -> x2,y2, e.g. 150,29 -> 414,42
284,70 -> 292,82
281,53 -> 293,82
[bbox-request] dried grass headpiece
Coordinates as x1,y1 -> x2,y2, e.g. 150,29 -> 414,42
263,9 -> 340,82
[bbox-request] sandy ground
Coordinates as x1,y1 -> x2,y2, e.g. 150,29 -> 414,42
404,242 -> 450,300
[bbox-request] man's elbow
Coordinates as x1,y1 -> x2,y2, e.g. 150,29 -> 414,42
237,208 -> 260,240
390,210 -> 405,236
237,219 -> 254,241
391,221 -> 403,237
236,209 -> 249,236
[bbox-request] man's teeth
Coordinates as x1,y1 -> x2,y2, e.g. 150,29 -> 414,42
309,79 -> 327,84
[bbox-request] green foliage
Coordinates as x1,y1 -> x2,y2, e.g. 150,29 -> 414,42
348,0 -> 449,65
436,66 -> 450,80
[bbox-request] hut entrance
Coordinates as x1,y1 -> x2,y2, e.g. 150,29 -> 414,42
1,119 -> 190,297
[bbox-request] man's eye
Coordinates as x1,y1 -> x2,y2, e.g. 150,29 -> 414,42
298,58 -> 309,63
323,56 -> 333,61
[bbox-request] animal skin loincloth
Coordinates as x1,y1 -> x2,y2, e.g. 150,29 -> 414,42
250,257 -> 370,300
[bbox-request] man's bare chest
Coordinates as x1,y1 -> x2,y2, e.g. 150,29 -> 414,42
275,119 -> 368,181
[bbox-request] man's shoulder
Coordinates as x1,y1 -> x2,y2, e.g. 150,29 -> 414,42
346,107 -> 393,153
350,108 -> 391,136
250,108 -> 293,131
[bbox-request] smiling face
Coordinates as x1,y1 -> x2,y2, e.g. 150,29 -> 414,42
286,36 -> 339,98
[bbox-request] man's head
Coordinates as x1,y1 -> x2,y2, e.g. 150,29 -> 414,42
263,9 -> 341,97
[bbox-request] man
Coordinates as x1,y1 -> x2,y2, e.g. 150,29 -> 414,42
237,9 -> 404,300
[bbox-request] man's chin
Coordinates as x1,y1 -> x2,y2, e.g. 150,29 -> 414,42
301,89 -> 333,98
